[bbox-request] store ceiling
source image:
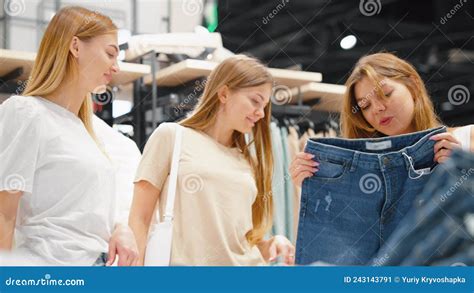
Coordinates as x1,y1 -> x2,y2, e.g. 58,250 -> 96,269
216,0 -> 474,125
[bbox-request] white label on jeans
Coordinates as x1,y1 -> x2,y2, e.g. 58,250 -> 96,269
415,167 -> 431,175
365,140 -> 392,150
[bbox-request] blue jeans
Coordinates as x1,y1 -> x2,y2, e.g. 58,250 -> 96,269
296,127 -> 446,265
92,252 -> 109,266
371,149 -> 474,266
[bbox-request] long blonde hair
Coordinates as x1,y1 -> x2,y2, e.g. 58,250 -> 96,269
341,52 -> 440,138
22,6 -> 117,142
180,55 -> 274,245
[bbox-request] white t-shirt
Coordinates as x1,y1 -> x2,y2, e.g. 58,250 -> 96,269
0,96 -> 117,266
92,115 -> 141,224
452,125 -> 473,151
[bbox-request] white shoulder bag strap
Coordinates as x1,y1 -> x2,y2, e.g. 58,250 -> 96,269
164,124 -> 183,222
144,124 -> 183,266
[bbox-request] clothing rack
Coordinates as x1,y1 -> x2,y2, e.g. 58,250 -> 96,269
113,49 -> 210,148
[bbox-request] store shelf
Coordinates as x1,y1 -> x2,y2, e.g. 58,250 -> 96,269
290,82 -> 346,112
0,49 -> 151,86
112,62 -> 151,85
0,49 -> 36,81
143,58 -> 323,88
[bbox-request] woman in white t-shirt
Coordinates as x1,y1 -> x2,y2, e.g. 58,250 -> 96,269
0,6 -> 138,266
129,55 -> 295,266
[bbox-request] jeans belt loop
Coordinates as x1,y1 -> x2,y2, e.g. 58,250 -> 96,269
402,151 -> 412,171
403,152 -> 425,179
350,151 -> 360,172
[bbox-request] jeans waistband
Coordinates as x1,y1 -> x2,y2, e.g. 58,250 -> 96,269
305,126 -> 446,168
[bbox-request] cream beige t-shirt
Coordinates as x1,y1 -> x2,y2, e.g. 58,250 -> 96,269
134,123 -> 266,266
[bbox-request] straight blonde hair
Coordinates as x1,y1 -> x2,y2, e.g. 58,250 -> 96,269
341,53 -> 440,138
180,55 -> 274,245
23,6 -> 117,142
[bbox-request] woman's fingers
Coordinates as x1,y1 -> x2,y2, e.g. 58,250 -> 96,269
275,243 -> 290,265
431,133 -> 461,152
271,236 -> 296,266
268,242 -> 278,262
106,240 -> 117,266
294,171 -> 315,186
117,246 -> 137,266
295,152 -> 314,160
290,158 -> 318,174
431,132 -> 461,163
431,132 -> 460,143
433,140 -> 460,153
434,148 -> 452,163
437,156 -> 450,164
294,165 -> 318,174
295,158 -> 319,169
288,245 -> 296,265
284,245 -> 296,266
292,153 -> 317,167
290,152 -> 319,187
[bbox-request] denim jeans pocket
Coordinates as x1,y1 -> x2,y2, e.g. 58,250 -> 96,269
408,162 -> 440,180
310,158 -> 348,181
305,163 -> 352,224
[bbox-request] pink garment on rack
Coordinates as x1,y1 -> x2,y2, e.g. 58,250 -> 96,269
287,127 -> 301,242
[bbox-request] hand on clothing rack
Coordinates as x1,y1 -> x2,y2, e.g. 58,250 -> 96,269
257,235 -> 296,266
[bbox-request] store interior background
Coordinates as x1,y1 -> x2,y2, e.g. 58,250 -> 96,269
0,0 -> 473,127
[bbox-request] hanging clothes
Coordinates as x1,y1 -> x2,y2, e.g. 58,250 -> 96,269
287,126 -> 301,242
280,126 -> 294,243
270,122 -> 286,237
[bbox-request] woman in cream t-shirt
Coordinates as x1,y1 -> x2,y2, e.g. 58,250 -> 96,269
129,55 -> 295,266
